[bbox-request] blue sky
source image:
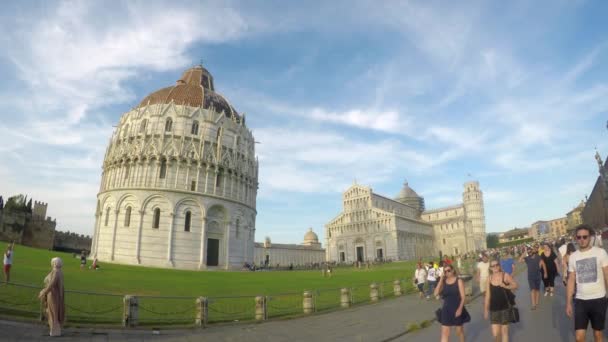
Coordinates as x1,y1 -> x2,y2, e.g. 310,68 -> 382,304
1,1 -> 607,243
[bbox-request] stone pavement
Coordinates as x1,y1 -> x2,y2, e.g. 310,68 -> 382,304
402,269 -> 608,342
2,287 -> 455,342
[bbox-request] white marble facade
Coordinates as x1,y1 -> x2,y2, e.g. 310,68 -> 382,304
325,181 -> 486,263
91,66 -> 258,270
254,230 -> 325,267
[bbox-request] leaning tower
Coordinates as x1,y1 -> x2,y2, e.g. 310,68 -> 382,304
462,181 -> 486,250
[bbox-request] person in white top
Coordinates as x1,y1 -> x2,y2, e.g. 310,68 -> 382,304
414,263 -> 427,299
476,254 -> 490,294
566,224 -> 608,342
3,241 -> 14,284
426,262 -> 438,300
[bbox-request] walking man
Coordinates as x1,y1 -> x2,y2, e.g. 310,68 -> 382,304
566,224 -> 608,342
476,254 -> 490,294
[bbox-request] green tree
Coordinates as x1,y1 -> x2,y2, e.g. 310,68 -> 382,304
486,234 -> 499,249
26,198 -> 33,213
4,194 -> 28,212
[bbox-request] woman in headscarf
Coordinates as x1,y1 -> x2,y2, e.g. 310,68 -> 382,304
38,257 -> 65,337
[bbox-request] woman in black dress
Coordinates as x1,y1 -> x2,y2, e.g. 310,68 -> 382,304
484,260 -> 519,341
434,264 -> 468,342
540,243 -> 559,297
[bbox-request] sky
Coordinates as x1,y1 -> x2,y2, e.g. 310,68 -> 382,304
0,0 -> 607,244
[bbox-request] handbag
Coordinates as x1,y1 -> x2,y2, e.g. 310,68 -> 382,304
501,274 -> 519,323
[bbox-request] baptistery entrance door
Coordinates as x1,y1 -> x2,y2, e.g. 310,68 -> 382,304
206,238 -> 220,266
356,246 -> 364,262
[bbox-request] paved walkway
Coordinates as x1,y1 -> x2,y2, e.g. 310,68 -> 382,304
402,270 -> 608,341
2,286 -> 453,341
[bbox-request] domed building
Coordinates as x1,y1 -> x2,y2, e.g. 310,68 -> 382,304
253,228 -> 325,267
90,65 -> 258,270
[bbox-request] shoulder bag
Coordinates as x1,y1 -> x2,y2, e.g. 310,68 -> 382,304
501,273 -> 519,323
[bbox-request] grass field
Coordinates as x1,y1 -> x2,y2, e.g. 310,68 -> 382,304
0,241 -> 420,326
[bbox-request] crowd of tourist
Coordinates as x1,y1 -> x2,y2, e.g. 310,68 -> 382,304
418,223 -> 608,342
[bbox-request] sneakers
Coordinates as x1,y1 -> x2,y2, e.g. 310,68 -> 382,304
544,291 -> 549,297
550,291 -> 554,297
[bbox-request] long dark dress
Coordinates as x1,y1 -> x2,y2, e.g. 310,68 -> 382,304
541,251 -> 557,288
439,279 -> 467,326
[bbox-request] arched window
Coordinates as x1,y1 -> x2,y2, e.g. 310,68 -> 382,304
124,207 -> 131,227
105,208 -> 110,226
159,159 -> 167,179
153,208 -> 161,228
191,120 -> 199,135
165,118 -> 173,132
215,172 -> 221,188
140,119 -> 147,134
235,219 -> 240,238
184,211 -> 191,232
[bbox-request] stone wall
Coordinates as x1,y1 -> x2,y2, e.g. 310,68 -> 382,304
21,217 -> 56,249
54,231 -> 92,253
0,209 -> 27,243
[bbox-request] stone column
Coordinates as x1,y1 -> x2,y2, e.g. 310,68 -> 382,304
174,160 -> 180,189
135,210 -> 144,264
393,280 -> 402,296
340,288 -> 350,308
91,211 -> 101,257
204,165 -> 211,194
166,211 -> 175,267
303,291 -> 314,314
370,283 -> 379,302
198,217 -> 207,269
224,219 -> 231,269
185,160 -> 191,190
195,297 -> 208,327
122,295 -> 138,327
110,209 -> 119,261
195,163 -> 202,192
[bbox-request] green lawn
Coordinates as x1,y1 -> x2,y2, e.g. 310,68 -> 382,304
0,241 -> 420,326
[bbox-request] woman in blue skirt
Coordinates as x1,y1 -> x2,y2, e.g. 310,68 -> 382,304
434,264 -> 469,342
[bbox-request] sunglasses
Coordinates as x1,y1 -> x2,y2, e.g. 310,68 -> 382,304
490,264 -> 499,267
576,235 -> 589,240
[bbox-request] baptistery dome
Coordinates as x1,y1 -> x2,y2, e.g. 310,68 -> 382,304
91,65 -> 258,270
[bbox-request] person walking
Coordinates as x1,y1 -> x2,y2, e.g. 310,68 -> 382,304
426,261 -> 438,300
476,254 -> 490,294
562,243 -> 576,287
38,257 -> 65,337
540,243 -> 559,296
519,247 -> 541,310
566,224 -> 608,342
484,260 -> 519,342
3,242 -> 14,284
80,250 -> 87,270
414,263 -> 427,299
500,252 -> 516,275
434,264 -> 469,342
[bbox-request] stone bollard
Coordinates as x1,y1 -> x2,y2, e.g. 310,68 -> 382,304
393,280 -> 402,296
255,296 -> 266,321
370,283 -> 379,302
303,291 -> 314,314
340,288 -> 351,308
122,295 -> 138,327
195,297 -> 208,327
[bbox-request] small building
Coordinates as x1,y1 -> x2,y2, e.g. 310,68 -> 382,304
253,229 -> 325,267
498,228 -> 530,244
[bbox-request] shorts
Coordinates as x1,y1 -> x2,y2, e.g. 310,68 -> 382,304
3,264 -> 10,273
417,283 -> 424,292
528,277 -> 541,291
574,297 -> 608,331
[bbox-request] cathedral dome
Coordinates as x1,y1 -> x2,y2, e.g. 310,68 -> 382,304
303,228 -> 319,244
395,181 -> 425,212
137,65 -> 241,120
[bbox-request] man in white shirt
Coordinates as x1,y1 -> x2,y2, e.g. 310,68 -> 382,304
426,262 -> 437,300
566,224 -> 608,342
476,254 -> 490,294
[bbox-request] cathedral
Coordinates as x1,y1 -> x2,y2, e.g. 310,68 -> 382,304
325,181 -> 486,263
